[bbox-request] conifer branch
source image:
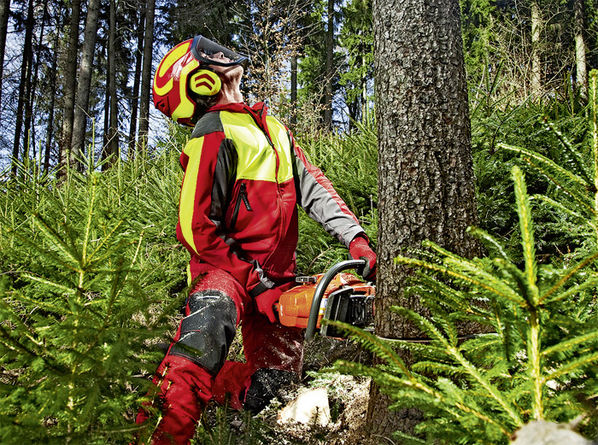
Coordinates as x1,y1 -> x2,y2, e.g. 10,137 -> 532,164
533,194 -> 594,228
394,256 -> 525,306
539,252 -> 598,304
512,166 -> 540,306
542,331 -> 598,357
31,214 -> 81,266
393,307 -> 523,426
501,143 -> 590,188
544,351 -> 598,382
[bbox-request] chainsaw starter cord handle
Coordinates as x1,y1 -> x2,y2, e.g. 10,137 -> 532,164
305,259 -> 366,341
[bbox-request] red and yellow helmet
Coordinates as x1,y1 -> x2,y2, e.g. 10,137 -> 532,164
153,36 -> 247,127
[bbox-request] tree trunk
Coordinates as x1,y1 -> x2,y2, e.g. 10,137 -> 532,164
128,2 -> 145,156
574,0 -> 587,98
45,9 -> 62,172
25,0 -> 49,161
59,0 -> 82,176
104,0 -> 119,167
369,0 -> 479,440
0,0 -> 11,112
530,0 -> 542,100
137,0 -> 155,153
11,0 -> 34,174
323,0 -> 334,128
71,0 -> 100,165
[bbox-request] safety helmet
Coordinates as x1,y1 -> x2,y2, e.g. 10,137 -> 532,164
153,35 -> 248,126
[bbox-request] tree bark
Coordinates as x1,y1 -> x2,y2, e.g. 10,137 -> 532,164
574,0 -> 587,98
128,2 -> 145,156
11,0 -> 34,174
137,0 -> 155,153
59,0 -> 82,176
323,0 -> 334,128
530,0 -> 542,100
369,0 -> 479,440
105,0 -> 119,167
0,0 -> 11,112
71,0 -> 100,165
25,0 -> 49,161
45,9 -> 62,172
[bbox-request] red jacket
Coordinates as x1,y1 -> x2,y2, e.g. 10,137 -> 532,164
176,102 -> 365,296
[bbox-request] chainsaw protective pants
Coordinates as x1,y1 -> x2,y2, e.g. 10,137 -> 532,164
136,264 -> 303,444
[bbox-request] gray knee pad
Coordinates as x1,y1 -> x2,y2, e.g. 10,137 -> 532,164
169,290 -> 237,375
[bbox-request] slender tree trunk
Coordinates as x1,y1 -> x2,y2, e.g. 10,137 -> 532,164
25,0 -> 49,161
574,0 -> 587,98
11,0 -> 34,174
323,0 -> 334,128
128,2 -> 145,156
369,0 -> 479,440
530,0 -> 542,100
137,0 -> 155,153
0,0 -> 11,112
102,39 -> 110,150
59,0 -> 82,176
45,11 -> 62,172
71,0 -> 100,165
104,0 -> 118,167
290,54 -> 297,126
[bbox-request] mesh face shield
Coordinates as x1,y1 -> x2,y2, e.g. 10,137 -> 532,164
190,35 -> 249,67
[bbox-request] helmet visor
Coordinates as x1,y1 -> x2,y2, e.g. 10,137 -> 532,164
190,35 -> 248,67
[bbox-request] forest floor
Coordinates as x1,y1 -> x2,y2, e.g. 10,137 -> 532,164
198,336 -> 374,445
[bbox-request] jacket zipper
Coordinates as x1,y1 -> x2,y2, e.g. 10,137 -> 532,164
230,183 -> 252,230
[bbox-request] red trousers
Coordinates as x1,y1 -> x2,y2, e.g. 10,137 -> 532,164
136,263 -> 304,444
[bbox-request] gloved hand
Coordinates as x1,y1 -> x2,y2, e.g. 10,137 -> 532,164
349,235 -> 377,280
255,287 -> 283,323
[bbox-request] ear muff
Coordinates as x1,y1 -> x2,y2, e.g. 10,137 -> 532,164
189,69 -> 222,97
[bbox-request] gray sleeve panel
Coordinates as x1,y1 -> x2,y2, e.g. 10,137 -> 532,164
209,138 -> 237,231
191,111 -> 224,138
169,291 -> 237,376
294,152 -> 365,248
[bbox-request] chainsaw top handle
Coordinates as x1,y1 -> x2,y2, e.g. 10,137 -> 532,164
304,259 -> 366,341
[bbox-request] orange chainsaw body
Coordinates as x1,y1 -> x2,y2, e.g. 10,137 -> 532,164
276,272 -> 375,330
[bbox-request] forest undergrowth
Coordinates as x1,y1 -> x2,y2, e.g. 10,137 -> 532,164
1,74 -> 598,442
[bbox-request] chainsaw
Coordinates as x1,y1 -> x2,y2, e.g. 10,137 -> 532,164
275,259 -> 375,340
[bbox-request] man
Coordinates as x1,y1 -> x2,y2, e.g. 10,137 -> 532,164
136,35 -> 376,444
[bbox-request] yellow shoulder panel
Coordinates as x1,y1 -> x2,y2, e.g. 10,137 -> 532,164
220,112 -> 294,183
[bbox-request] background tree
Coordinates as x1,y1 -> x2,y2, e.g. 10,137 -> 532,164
59,0 -> 82,174
70,0 -> 100,164
137,0 -> 155,152
369,0 -> 479,439
0,0 -> 10,111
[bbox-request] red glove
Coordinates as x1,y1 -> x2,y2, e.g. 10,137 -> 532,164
349,235 -> 376,280
255,287 -> 283,323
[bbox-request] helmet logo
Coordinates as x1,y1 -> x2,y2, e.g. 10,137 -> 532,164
189,70 -> 221,96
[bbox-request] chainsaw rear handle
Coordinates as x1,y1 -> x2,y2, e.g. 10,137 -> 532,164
305,259 -> 366,341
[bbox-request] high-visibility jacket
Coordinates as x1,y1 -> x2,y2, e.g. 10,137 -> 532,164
176,102 -> 365,296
